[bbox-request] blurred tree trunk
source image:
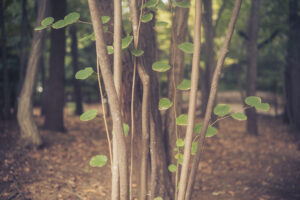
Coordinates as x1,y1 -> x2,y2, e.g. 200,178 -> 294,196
0,0 -> 10,120
164,0 -> 190,167
43,0 -> 66,132
17,0 -> 48,147
245,0 -> 260,135
70,26 -> 83,115
285,0 -> 300,131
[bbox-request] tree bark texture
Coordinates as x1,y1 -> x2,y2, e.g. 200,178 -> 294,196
185,0 -> 242,198
17,0 -> 48,147
43,0 -> 66,132
245,0 -> 260,135
0,0 -> 10,120
164,0 -> 190,167
88,1 -> 129,199
70,26 -> 83,115
285,0 -> 300,131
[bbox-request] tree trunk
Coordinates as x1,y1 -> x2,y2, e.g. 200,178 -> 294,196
245,0 -> 260,135
164,0 -> 190,168
0,0 -> 10,120
43,0 -> 66,132
285,0 -> 300,131
17,0 -> 48,147
70,26 -> 83,115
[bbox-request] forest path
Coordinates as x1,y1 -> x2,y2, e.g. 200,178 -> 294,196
0,104 -> 299,200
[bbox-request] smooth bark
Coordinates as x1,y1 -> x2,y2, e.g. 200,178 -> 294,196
17,0 -> 48,147
185,1 -> 242,198
245,0 -> 260,135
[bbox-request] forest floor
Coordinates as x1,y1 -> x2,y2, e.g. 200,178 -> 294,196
1,101 -> 300,200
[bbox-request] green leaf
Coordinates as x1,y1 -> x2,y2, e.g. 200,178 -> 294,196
141,13 -> 153,23
122,36 -> 133,49
168,164 -> 177,173
255,103 -> 270,111
103,25 -> 108,33
89,155 -> 107,167
123,123 -> 130,136
178,42 -> 194,54
152,61 -> 171,72
107,46 -> 114,55
177,79 -> 191,90
75,67 -> 94,80
101,16 -> 111,24
154,197 -> 163,200
176,114 -> 188,126
64,12 -> 80,24
176,138 -> 185,147
80,109 -> 98,121
245,96 -> 261,107
79,33 -> 95,42
174,153 -> 183,164
159,98 -> 173,110
41,17 -> 54,26
52,20 -> 68,29
34,25 -> 47,31
144,0 -> 158,8
194,123 -> 217,137
191,142 -> 198,155
231,112 -> 247,121
213,104 -> 230,117
173,1 -> 190,8
155,21 -> 168,27
130,49 -> 144,57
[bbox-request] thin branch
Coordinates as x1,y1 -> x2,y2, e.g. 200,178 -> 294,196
177,0 -> 202,199
185,0 -> 242,199
77,20 -> 92,25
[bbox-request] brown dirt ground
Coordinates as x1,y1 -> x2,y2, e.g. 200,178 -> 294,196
1,105 -> 300,200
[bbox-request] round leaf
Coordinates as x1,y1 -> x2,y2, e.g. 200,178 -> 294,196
175,153 -> 183,164
255,103 -> 270,111
80,109 -> 98,121
144,0 -> 158,8
75,67 -> 94,80
122,36 -> 133,49
52,20 -> 68,29
245,96 -> 261,107
231,112 -> 247,121
152,61 -> 171,72
178,42 -> 194,54
168,164 -> 177,173
191,142 -> 198,155
173,1 -> 190,8
123,123 -> 130,136
177,79 -> 191,90
89,155 -> 107,167
176,139 -> 185,147
159,98 -> 173,110
130,49 -> 144,57
64,12 -> 80,24
141,13 -> 153,23
41,17 -> 54,26
194,122 -> 217,137
35,25 -> 47,31
176,114 -> 188,126
213,104 -> 230,117
107,46 -> 114,55
101,16 -> 111,24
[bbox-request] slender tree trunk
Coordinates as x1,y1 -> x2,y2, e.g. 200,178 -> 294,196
285,0 -> 300,131
245,0 -> 260,135
185,1 -> 242,198
88,1 -> 129,199
17,0 -> 48,147
164,0 -> 190,167
70,26 -> 83,115
43,0 -> 66,132
0,0 -> 10,120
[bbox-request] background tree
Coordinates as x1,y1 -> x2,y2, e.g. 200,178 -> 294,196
43,0 -> 67,131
